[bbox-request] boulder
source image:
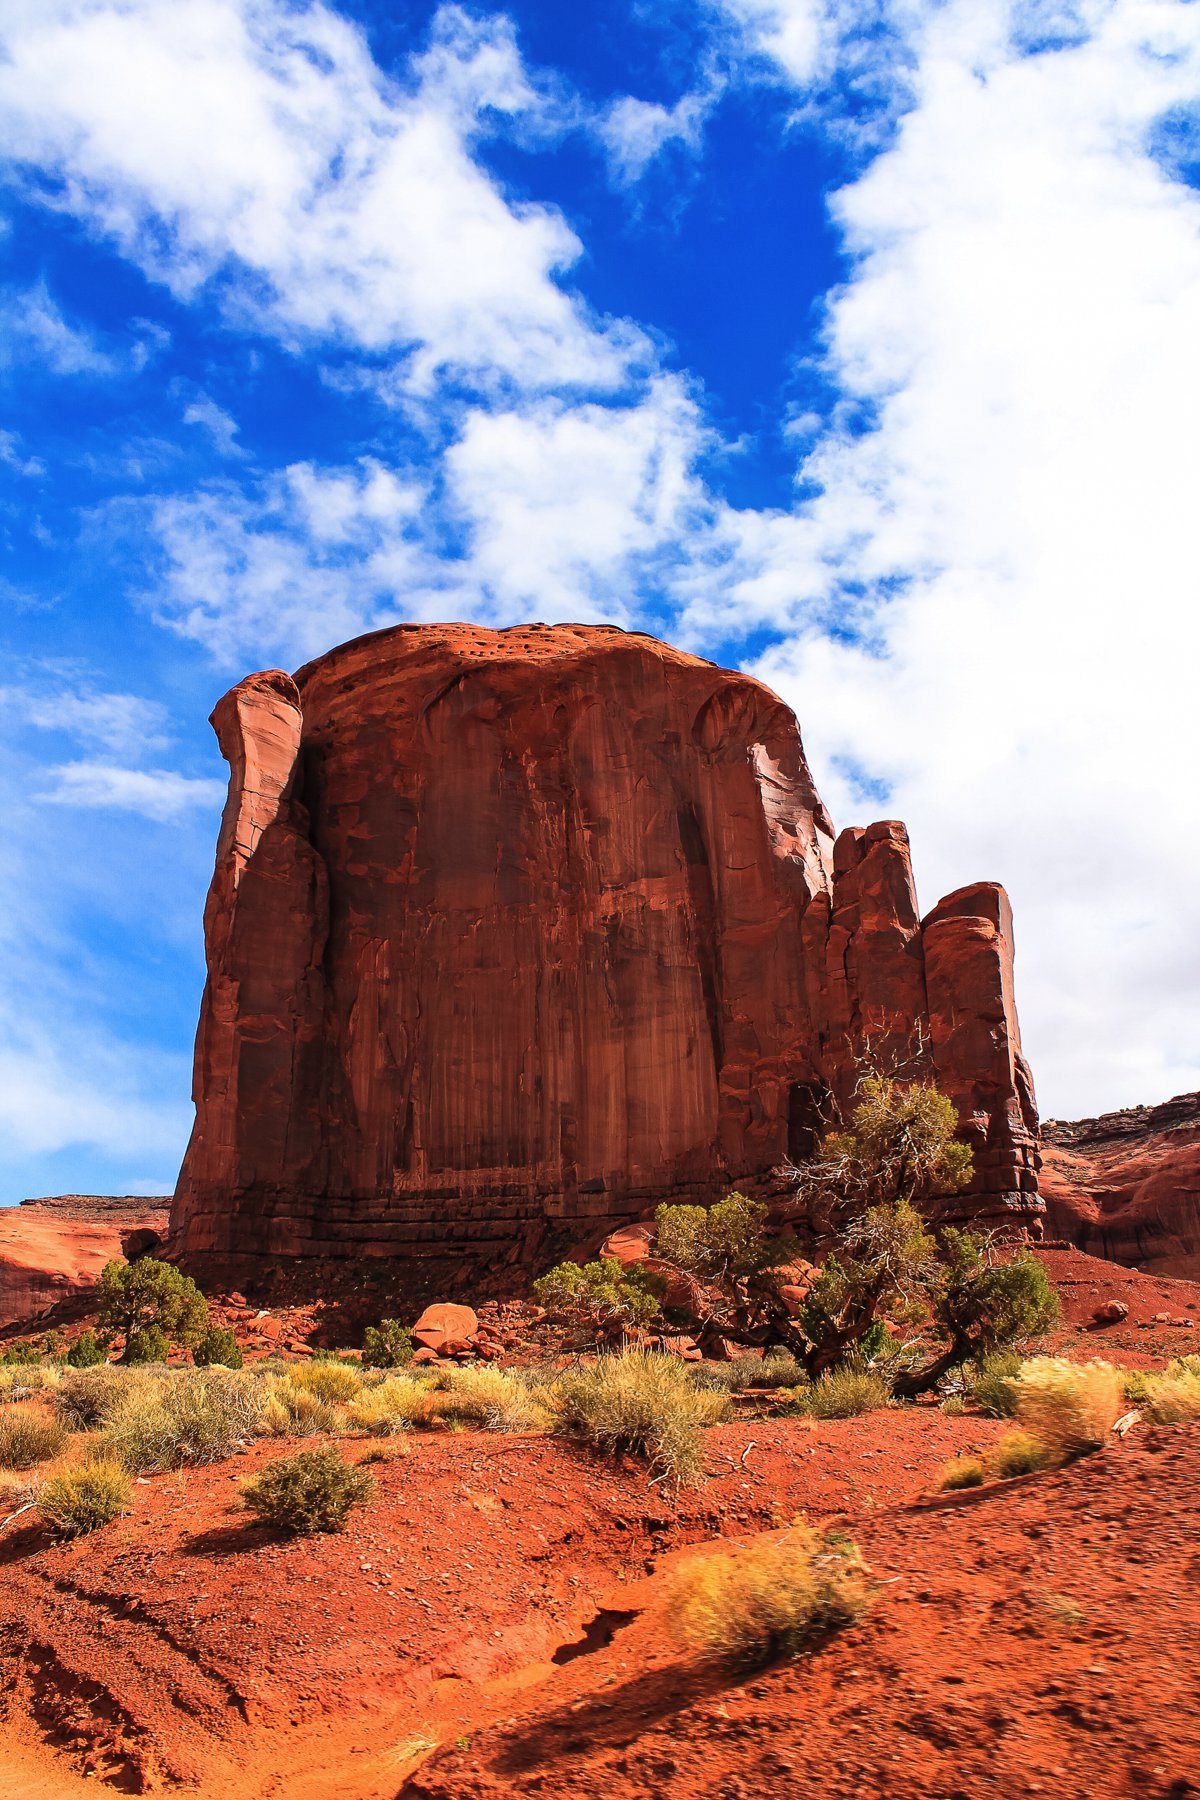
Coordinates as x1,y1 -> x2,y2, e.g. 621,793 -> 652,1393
412,1303 -> 479,1353
1091,1300 -> 1129,1326
170,623 -> 1044,1280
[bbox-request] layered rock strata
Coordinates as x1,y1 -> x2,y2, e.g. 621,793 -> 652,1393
171,623 -> 1041,1275
1041,1094 -> 1200,1279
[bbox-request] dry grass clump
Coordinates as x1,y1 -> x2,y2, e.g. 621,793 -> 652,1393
102,1369 -> 263,1471
990,1429 -> 1054,1478
552,1351 -> 729,1485
0,1406 -> 69,1470
692,1352 -> 806,1393
241,1447 -> 373,1536
666,1526 -> 871,1665
1014,1358 -> 1123,1461
801,1367 -> 891,1420
0,1364 -> 61,1404
55,1366 -> 136,1430
938,1454 -> 986,1490
419,1366 -> 543,1433
345,1376 -> 430,1435
37,1458 -> 131,1537
257,1378 -> 339,1438
1138,1360 -> 1200,1426
286,1362 -> 363,1405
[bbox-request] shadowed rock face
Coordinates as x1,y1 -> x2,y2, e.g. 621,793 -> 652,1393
171,623 -> 1041,1276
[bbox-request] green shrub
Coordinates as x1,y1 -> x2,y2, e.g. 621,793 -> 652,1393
938,1454 -> 985,1489
939,1394 -> 965,1416
0,1340 -> 48,1366
98,1257 -> 208,1362
990,1429 -> 1054,1478
66,1331 -> 110,1369
37,1458 -> 131,1537
533,1257 -> 661,1340
551,1351 -> 728,1485
804,1367 -> 891,1420
287,1362 -> 363,1405
124,1325 -> 171,1365
970,1351 -> 1022,1418
103,1370 -> 262,1472
666,1526 -> 870,1665
361,1320 -> 414,1369
193,1327 -> 243,1369
1014,1358 -> 1123,1461
0,1406 -> 68,1470
240,1447 -> 374,1536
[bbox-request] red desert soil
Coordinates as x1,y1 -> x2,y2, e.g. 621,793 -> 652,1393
2,1406 -> 1200,1800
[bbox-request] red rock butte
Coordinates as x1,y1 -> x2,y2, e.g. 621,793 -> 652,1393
170,622 -> 1042,1278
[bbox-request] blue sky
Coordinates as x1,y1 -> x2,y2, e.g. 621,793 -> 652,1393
1,0 -> 1199,1206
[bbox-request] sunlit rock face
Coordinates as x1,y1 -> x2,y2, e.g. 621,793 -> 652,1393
171,622 -> 1041,1276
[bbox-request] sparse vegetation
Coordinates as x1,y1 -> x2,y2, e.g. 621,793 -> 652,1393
193,1327 -> 243,1369
361,1320 -> 414,1369
666,1525 -> 871,1665
102,1369 -> 262,1471
287,1361 -> 363,1405
551,1351 -> 728,1485
802,1366 -> 891,1419
1014,1358 -> 1123,1462
97,1257 -> 208,1362
691,1351 -> 806,1393
969,1351 -> 1022,1418
347,1376 -> 430,1434
990,1429 -> 1053,1478
421,1365 -> 543,1432
1138,1359 -> 1200,1425
240,1447 -> 374,1536
0,1406 -> 68,1470
258,1378 -> 338,1438
37,1458 -> 131,1537
55,1365 -> 131,1429
939,1454 -> 986,1489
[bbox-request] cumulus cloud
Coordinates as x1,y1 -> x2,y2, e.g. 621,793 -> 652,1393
599,88 -> 717,184
37,761 -> 227,820
0,0 -> 643,396
697,0 -> 1200,1113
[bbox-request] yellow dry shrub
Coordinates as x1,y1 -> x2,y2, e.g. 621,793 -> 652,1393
256,1378 -> 338,1438
666,1526 -> 871,1665
1139,1365 -> 1200,1426
102,1369 -> 263,1471
286,1362 -> 363,1405
420,1366 -> 543,1433
990,1429 -> 1054,1478
551,1351 -> 729,1485
1013,1358 -> 1123,1461
37,1458 -> 131,1537
0,1404 -> 69,1470
938,1454 -> 986,1490
345,1376 -> 430,1435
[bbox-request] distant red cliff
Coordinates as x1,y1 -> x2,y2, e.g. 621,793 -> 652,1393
170,622 -> 1041,1280
1041,1094 -> 1200,1279
0,1196 -> 169,1332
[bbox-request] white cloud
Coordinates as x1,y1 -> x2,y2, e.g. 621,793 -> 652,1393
693,0 -> 1200,1114
0,429 -> 45,476
12,684 -> 171,758
38,761 -> 227,820
182,393 -> 244,457
0,0 -> 643,396
599,89 -> 717,184
0,280 -> 117,375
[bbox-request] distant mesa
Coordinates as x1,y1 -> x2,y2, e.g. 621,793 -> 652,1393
165,620 -> 1042,1286
0,1196 -> 169,1332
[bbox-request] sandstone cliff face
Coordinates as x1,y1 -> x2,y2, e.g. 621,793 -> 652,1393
172,623 -> 1041,1274
0,1197 -> 169,1331
1041,1094 -> 1200,1279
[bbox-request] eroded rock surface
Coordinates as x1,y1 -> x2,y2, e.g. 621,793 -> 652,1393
172,623 -> 1041,1278
1041,1094 -> 1200,1278
0,1196 -> 170,1331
